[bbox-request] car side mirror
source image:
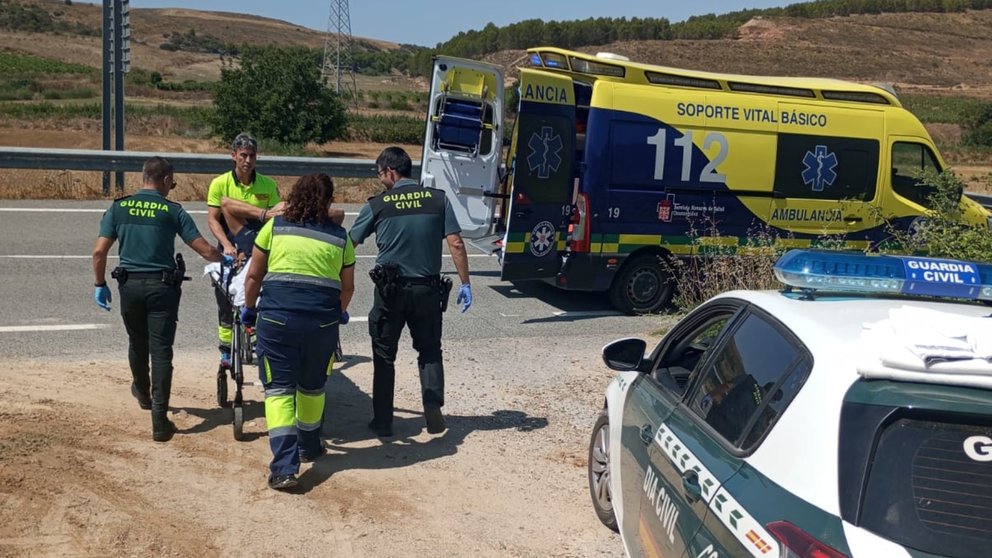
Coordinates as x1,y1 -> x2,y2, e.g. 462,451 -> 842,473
602,338 -> 647,371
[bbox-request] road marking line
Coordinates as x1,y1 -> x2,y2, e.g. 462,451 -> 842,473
346,316 -> 368,322
0,324 -> 109,333
551,311 -> 619,317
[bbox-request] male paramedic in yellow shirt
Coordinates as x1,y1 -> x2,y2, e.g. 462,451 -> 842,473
206,132 -> 281,366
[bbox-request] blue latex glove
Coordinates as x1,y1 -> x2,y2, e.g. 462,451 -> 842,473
340,310 -> 350,325
456,284 -> 472,313
222,254 -> 235,266
94,284 -> 112,311
240,306 -> 257,326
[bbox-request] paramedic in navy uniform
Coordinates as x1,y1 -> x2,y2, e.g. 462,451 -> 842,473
350,146 -> 472,437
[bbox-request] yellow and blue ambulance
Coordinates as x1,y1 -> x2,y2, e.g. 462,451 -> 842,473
420,47 -> 990,314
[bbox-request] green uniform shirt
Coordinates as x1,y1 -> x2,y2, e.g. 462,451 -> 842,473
98,189 -> 202,272
350,179 -> 461,278
206,169 -> 280,237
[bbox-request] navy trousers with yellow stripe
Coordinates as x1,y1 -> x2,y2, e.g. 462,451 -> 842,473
255,309 -> 338,476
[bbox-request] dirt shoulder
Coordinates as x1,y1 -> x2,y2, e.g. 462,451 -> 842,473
0,333 -> 632,557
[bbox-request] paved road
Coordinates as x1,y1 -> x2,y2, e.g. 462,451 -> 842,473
0,200 -> 661,360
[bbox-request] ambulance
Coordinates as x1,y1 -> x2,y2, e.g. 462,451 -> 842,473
419,47 -> 991,314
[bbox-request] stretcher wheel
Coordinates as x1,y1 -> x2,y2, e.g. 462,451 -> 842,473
216,366 -> 230,408
233,405 -> 244,441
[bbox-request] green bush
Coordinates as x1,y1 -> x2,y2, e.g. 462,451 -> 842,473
346,113 -> 424,143
41,87 -> 95,99
900,94 -> 991,125
963,104 -> 992,148
213,46 -> 347,144
880,170 -> 992,262
0,52 -> 95,75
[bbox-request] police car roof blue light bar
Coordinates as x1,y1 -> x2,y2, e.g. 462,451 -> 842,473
773,249 -> 992,301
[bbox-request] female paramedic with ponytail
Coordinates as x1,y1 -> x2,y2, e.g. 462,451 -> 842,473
241,172 -> 355,491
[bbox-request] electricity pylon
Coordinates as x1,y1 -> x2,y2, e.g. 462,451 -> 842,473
321,0 -> 358,103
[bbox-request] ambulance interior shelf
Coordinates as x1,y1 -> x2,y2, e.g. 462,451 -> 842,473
431,83 -> 496,157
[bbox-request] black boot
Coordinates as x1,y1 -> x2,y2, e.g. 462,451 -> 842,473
152,410 -> 177,442
425,405 -> 446,434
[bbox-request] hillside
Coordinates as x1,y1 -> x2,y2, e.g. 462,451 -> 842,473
483,10 -> 992,97
0,0 -> 400,81
0,2 -> 991,198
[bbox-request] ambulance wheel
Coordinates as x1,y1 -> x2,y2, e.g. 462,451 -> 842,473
609,253 -> 673,314
233,406 -> 244,441
588,410 -> 618,532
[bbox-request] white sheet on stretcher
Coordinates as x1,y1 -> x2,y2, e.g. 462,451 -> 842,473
204,261 -> 249,307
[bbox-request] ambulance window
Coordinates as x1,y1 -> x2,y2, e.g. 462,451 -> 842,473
774,134 -> 880,201
685,311 -> 810,451
891,142 -> 942,207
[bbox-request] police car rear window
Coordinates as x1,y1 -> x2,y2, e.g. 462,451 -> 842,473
860,417 -> 992,558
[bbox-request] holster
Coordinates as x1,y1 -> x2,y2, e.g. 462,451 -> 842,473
369,263 -> 400,299
439,276 -> 453,312
171,253 -> 190,286
111,267 -> 127,285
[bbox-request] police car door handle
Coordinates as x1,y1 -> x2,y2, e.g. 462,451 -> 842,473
639,424 -> 654,445
843,215 -> 863,223
681,470 -> 703,504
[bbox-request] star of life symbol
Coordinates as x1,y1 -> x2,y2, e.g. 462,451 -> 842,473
801,145 -> 838,192
529,220 -> 556,257
526,126 -> 563,179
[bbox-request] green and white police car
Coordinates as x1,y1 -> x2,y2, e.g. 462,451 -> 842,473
588,249 -> 992,558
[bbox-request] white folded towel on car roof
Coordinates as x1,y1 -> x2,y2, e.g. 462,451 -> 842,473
858,305 -> 992,388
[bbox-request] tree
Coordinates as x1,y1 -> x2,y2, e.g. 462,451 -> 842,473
213,46 -> 347,145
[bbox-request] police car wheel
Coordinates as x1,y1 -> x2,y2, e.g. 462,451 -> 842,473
588,410 -> 618,532
609,254 -> 673,315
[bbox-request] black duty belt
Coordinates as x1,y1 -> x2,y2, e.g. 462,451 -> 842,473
399,275 -> 439,286
126,271 -> 174,279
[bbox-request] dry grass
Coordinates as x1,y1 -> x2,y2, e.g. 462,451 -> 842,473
0,168 -> 386,203
670,224 -> 786,311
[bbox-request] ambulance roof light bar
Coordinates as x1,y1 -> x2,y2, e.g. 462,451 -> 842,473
773,249 -> 992,301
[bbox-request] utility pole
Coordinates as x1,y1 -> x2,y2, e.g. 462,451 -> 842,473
321,0 -> 358,103
101,0 -> 130,195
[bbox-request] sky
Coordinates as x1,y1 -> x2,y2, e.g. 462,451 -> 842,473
132,1 -> 797,47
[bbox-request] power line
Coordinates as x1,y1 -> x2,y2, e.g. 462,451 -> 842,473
321,0 -> 358,103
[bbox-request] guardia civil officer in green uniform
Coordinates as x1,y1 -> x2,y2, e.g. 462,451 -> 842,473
350,147 -> 472,438
92,157 -> 228,442
242,173 -> 355,490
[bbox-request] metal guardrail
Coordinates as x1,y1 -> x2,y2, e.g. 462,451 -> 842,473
0,146 -> 986,208
0,146 -> 421,180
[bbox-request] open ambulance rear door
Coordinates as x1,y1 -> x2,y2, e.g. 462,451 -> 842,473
500,68 -> 576,281
420,56 -> 504,240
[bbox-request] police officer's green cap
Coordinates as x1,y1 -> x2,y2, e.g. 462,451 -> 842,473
232,133 -> 257,151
